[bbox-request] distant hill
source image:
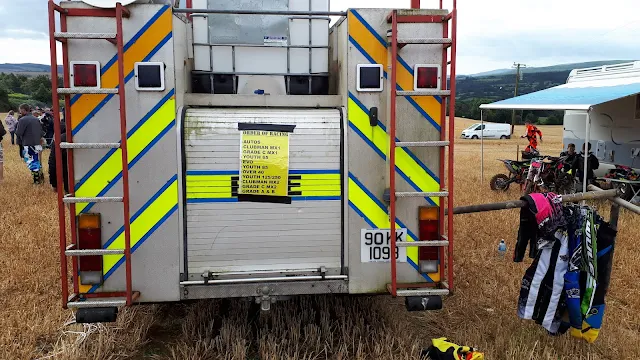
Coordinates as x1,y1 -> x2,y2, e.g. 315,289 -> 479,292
468,60 -> 634,77
0,63 -> 63,75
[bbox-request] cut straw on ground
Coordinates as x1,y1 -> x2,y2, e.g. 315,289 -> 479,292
1,115 -> 638,359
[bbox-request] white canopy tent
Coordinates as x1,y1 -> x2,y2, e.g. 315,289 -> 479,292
477,77 -> 640,193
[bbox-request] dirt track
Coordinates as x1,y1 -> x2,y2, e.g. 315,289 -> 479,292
1,115 -> 638,359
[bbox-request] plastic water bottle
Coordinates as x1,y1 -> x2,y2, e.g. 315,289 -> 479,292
498,239 -> 507,259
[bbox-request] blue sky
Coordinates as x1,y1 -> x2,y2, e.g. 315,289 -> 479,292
0,0 -> 638,74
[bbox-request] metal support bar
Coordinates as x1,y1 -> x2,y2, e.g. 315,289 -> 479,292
396,141 -> 449,147
181,275 -> 347,286
396,289 -> 450,297
180,9 -> 347,16
396,191 -> 449,198
393,38 -> 452,44
68,299 -> 127,308
396,240 -> 449,247
63,196 -> 123,204
193,42 -> 329,49
588,185 -> 640,214
116,2 -> 134,307
397,90 -> 451,96
58,88 -> 119,94
54,32 -> 116,40
192,70 -> 328,77
451,188 -> 620,215
60,5 -> 79,298
49,0 -> 68,309
66,249 -> 125,256
60,142 -> 120,149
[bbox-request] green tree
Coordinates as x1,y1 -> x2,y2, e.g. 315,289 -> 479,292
0,87 -> 11,111
5,73 -> 22,93
33,84 -> 52,104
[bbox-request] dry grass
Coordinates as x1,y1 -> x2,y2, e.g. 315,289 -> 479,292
1,114 -> 638,359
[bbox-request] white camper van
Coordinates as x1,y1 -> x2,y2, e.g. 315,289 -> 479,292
460,122 -> 511,139
563,61 -> 640,176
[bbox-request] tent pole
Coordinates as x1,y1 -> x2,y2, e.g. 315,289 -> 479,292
583,110 -> 591,196
481,110 -> 484,181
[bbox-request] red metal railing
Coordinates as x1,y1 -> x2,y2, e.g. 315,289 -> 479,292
388,0 -> 457,295
48,0 -> 134,308
447,1 -> 457,292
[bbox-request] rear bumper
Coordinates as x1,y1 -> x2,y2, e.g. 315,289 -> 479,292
181,279 -> 349,300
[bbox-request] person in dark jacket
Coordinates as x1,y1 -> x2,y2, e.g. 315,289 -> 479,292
15,103 -> 44,184
574,143 -> 599,188
0,120 -> 5,181
49,122 -> 69,193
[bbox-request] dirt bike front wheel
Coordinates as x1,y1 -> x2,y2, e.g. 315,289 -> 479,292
490,174 -> 510,191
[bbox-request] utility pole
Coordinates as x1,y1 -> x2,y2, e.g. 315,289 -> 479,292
511,62 -> 526,135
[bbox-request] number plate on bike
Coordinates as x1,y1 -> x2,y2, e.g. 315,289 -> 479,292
360,229 -> 408,263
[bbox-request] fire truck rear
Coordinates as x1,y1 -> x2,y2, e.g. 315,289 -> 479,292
48,0 -> 457,322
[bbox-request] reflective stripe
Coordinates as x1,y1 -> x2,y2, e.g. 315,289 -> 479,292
75,93 -> 176,214
348,173 -> 438,282
70,5 -> 173,134
347,9 -> 441,131
88,175 -> 179,293
348,93 -> 440,205
185,170 -> 341,201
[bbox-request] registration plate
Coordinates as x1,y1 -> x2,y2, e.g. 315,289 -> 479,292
360,229 -> 408,263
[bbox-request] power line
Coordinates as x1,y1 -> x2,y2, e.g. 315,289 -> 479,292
511,62 -> 526,133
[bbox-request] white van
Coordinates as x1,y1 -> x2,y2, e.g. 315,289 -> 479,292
461,122 -> 511,139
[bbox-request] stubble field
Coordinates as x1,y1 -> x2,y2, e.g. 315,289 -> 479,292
0,114 -> 638,359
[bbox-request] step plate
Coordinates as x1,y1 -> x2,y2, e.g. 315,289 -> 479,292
396,289 -> 450,297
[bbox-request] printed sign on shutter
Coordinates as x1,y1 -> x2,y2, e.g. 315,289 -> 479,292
238,123 -> 295,203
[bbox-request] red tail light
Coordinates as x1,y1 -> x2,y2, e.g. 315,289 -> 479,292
415,66 -> 439,89
78,214 -> 102,285
418,206 -> 439,273
72,62 -> 99,88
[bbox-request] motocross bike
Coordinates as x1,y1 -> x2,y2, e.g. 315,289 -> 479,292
489,159 -> 531,191
524,155 -> 575,195
600,165 -> 639,201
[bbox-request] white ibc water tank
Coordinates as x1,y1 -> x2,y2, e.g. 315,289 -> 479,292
192,0 -> 330,95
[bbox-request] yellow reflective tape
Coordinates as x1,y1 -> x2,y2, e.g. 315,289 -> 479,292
186,172 -> 341,199
348,176 -> 439,282
102,179 -> 179,274
348,97 -> 440,205
70,7 -> 173,131
75,97 -> 176,214
347,10 -> 441,127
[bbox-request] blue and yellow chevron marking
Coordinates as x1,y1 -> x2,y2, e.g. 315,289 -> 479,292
348,9 -> 442,131
70,5 -> 173,135
348,92 -> 440,205
75,91 -> 176,214
186,169 -> 341,202
85,175 -> 179,293
348,172 -> 438,282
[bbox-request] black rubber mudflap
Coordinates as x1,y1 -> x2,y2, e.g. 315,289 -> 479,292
76,307 -> 118,323
405,296 -> 443,312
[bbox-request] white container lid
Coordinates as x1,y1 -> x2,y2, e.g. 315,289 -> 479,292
81,0 -> 139,8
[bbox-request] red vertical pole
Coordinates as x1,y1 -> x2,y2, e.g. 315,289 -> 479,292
60,11 -> 79,296
389,10 -> 398,297
186,0 -> 193,21
49,0 -> 69,309
410,0 -> 420,8
116,3 -> 133,306
447,7 -> 457,293
438,15 -> 449,284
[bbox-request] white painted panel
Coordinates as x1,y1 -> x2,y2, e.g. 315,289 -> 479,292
184,108 -> 342,275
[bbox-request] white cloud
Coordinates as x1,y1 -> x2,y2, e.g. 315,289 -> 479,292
1,0 -> 639,74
